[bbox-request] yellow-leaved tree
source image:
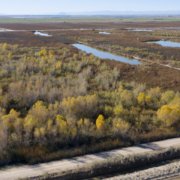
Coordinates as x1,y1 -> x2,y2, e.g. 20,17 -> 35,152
112,118 -> 130,135
137,92 -> 146,106
56,115 -> 68,135
96,114 -> 105,130
157,103 -> 180,128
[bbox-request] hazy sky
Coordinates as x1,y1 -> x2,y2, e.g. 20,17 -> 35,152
0,0 -> 180,15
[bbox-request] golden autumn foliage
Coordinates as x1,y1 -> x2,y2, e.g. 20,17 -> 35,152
112,118 -> 130,134
34,127 -> 46,138
0,43 -> 179,166
145,95 -> 152,104
161,90 -> 175,104
56,115 -> 68,134
38,48 -> 48,57
137,92 -> 146,105
24,115 -> 38,131
2,43 -> 8,51
114,105 -> 124,116
157,103 -> 180,127
1,109 -> 20,129
61,95 -> 99,119
28,101 -> 49,123
96,114 -> 105,130
121,90 -> 134,107
55,61 -> 62,70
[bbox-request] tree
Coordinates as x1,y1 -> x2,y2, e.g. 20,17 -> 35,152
120,90 -> 134,107
137,92 -> 145,106
96,114 -> 105,130
161,90 -> 175,104
38,48 -> 48,57
112,118 -> 130,135
0,121 -> 9,165
56,115 -> 68,135
61,95 -> 99,120
1,109 -> 19,130
147,87 -> 161,108
2,43 -> 8,51
157,104 -> 180,128
114,105 -> 124,117
28,101 -> 49,123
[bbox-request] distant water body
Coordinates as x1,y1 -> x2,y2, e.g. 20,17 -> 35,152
34,31 -> 52,37
99,31 -> 111,35
128,28 -> 153,32
73,43 -> 141,65
148,40 -> 180,48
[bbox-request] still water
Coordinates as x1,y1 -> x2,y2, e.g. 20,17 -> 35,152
34,31 -> 52,37
148,40 -> 180,48
73,43 -> 141,65
99,31 -> 111,35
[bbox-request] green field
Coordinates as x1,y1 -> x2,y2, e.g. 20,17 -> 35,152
0,16 -> 180,23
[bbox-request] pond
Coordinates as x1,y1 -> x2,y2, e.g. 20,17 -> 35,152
34,31 -> 52,37
148,40 -> 180,48
127,28 -> 153,32
0,28 -> 14,32
99,32 -> 111,35
73,43 -> 141,65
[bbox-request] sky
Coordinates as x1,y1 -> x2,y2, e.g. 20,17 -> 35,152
0,0 -> 180,15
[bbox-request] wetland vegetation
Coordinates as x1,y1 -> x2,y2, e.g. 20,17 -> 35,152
0,39 -> 179,165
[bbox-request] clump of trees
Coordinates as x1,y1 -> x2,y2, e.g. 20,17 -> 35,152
0,43 -> 179,166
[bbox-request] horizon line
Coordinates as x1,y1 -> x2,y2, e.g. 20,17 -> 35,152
0,10 -> 180,16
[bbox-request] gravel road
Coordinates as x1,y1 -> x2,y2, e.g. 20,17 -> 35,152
0,138 -> 179,180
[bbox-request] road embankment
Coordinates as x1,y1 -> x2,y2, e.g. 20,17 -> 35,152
0,138 -> 179,180
105,160 -> 180,180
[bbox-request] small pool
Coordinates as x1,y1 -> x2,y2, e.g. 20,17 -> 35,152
128,28 -> 153,32
0,28 -> 14,32
34,31 -> 52,37
73,43 -> 141,65
148,40 -> 180,48
99,32 -> 111,35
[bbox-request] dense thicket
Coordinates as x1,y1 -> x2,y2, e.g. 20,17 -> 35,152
0,44 -> 179,165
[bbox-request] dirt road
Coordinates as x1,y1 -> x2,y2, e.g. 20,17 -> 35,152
0,138 -> 179,180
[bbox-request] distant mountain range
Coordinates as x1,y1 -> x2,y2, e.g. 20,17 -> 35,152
58,10 -> 180,16
0,11 -> 180,18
